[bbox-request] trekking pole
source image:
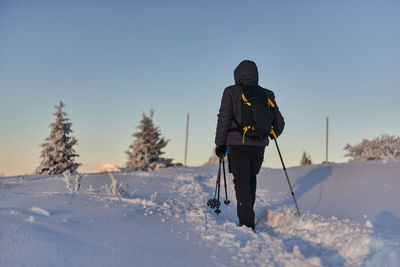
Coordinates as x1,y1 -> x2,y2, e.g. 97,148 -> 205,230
207,158 -> 221,211
213,162 -> 220,199
221,157 -> 230,205
270,128 -> 301,217
215,157 -> 222,214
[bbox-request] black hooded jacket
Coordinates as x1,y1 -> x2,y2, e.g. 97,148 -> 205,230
215,60 -> 285,146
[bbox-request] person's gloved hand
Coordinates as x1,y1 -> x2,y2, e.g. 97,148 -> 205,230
215,145 -> 227,158
269,128 -> 277,140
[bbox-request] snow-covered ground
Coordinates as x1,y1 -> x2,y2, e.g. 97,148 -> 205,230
1,161 -> 399,266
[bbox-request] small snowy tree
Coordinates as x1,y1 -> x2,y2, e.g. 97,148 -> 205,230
126,109 -> 172,171
102,173 -> 128,197
300,151 -> 312,165
62,170 -> 82,193
36,101 -> 80,175
86,184 -> 96,194
344,135 -> 400,161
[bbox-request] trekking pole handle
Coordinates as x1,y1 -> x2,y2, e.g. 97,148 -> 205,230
270,128 -> 278,140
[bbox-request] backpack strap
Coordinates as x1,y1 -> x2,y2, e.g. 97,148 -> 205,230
267,97 -> 275,107
242,93 -> 251,106
240,86 -> 253,143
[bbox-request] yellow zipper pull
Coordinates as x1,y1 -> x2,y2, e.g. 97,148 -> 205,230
242,126 -> 250,143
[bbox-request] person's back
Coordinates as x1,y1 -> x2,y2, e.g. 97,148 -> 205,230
215,60 -> 285,230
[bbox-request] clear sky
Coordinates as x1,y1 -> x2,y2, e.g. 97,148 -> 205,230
1,0 -> 399,175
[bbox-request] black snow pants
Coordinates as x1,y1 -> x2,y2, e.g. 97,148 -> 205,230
229,145 -> 265,229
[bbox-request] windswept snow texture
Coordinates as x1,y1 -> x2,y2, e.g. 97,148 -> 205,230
1,161 -> 399,266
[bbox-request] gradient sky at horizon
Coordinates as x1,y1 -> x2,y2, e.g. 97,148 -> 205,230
1,0 -> 399,176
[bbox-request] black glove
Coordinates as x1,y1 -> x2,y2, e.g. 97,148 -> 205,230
215,145 -> 227,158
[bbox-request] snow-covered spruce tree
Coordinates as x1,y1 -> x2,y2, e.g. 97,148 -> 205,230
344,135 -> 400,161
36,101 -> 80,175
126,109 -> 172,171
300,151 -> 312,165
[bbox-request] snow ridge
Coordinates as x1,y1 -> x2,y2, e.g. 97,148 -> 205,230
31,207 -> 50,216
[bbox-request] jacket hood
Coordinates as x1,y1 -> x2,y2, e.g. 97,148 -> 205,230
234,60 -> 259,85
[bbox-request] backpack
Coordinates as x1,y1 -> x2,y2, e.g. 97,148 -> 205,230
240,85 -> 275,143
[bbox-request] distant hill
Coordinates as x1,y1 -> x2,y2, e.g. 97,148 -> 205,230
203,153 -> 228,166
90,163 -> 121,173
203,154 -> 219,166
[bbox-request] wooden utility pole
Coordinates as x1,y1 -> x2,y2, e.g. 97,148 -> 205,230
326,117 -> 329,163
184,114 -> 190,166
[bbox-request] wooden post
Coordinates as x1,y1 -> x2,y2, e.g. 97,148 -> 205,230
326,117 -> 329,163
184,114 -> 190,166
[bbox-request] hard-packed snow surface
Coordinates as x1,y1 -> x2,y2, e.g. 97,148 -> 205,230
1,161 -> 399,266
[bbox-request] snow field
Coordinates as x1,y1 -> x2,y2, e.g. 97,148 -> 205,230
165,168 -> 375,266
1,161 -> 400,266
263,209 -> 373,266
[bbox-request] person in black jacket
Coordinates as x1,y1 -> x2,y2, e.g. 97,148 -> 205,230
215,60 -> 285,230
